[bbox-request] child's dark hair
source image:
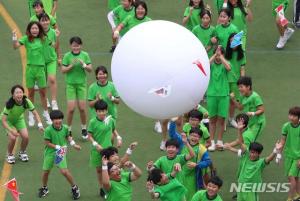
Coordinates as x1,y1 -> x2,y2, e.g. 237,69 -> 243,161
69,36 -> 82,45
235,113 -> 249,128
95,66 -> 108,77
190,127 -> 203,138
38,12 -> 50,21
228,0 -> 247,19
219,8 -> 232,19
107,162 -> 115,173
288,106 -> 300,118
147,168 -> 163,184
6,85 -> 28,110
50,110 -> 64,120
101,147 -> 119,160
26,21 -> 45,42
249,142 -> 264,154
94,100 -> 108,111
237,76 -> 252,90
188,109 -> 203,121
32,0 -> 44,8
225,33 -> 245,61
213,46 -> 225,54
200,9 -> 212,19
134,1 -> 147,18
189,0 -> 205,10
208,176 -> 223,188
165,139 -> 180,149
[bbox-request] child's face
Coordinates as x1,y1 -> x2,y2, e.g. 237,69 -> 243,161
40,18 -> 50,30
288,114 -> 300,125
96,71 -> 108,83
30,24 -> 40,37
218,11 -> 230,25
249,150 -> 260,161
34,5 -> 43,14
122,0 -> 131,8
109,165 -> 121,181
52,119 -> 63,129
206,182 -> 219,198
201,14 -> 211,27
166,145 -> 178,158
12,88 -> 24,103
136,5 -> 146,19
238,84 -> 251,96
159,173 -> 169,185
109,153 -> 120,164
96,109 -> 107,120
229,0 -> 238,6
70,42 -> 81,54
192,0 -> 201,7
189,117 -> 200,127
189,132 -> 200,146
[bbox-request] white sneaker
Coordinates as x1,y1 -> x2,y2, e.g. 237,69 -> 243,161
46,98 -> 51,108
216,140 -> 224,151
51,100 -> 59,110
19,151 -> 29,162
208,141 -> 216,152
154,121 -> 162,133
28,112 -> 35,127
228,119 -> 238,128
160,141 -> 166,151
6,155 -> 15,164
43,111 -> 52,125
276,36 -> 287,49
283,28 -> 294,42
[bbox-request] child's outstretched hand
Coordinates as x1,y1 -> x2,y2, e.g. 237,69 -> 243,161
181,133 -> 188,144
73,144 -> 81,151
187,161 -> 196,169
129,142 -> 138,150
236,118 -> 245,131
146,181 -> 154,192
102,156 -> 108,165
174,163 -> 182,172
147,161 -> 154,171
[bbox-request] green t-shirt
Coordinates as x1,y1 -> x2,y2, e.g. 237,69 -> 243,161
183,7 -> 202,31
19,36 -> 45,66
113,5 -> 134,36
43,124 -> 69,156
41,0 -> 56,16
192,25 -> 215,57
239,91 -> 266,127
88,81 -> 119,119
108,0 -> 120,11
231,7 -> 247,33
213,23 -> 238,48
107,171 -> 132,201
122,15 -> 152,35
62,51 -> 91,84
242,127 -> 255,148
88,116 -> 115,151
44,27 -> 57,63
30,13 -> 56,28
154,177 -> 187,201
238,151 -> 267,184
214,0 -> 224,12
227,51 -> 246,83
206,62 -> 230,96
191,190 -> 223,201
1,98 -> 35,123
183,123 -> 210,145
154,154 -> 187,183
282,122 -> 300,159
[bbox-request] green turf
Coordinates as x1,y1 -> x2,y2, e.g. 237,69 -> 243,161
0,0 -> 299,200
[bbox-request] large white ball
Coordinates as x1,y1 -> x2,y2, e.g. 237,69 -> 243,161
111,20 -> 210,119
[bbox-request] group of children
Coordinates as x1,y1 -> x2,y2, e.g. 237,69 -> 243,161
1,0 -> 299,200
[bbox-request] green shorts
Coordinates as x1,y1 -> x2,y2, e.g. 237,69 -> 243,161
43,153 -> 67,170
207,96 -> 229,118
26,65 -> 47,88
229,82 -> 241,101
66,83 -> 87,101
237,191 -> 259,201
89,149 -> 102,168
5,119 -> 27,133
284,157 -> 300,177
272,0 -> 289,16
46,60 -> 57,76
249,121 -> 266,141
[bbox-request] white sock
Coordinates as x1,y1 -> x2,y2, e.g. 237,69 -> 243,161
68,126 -> 72,132
81,124 -> 86,130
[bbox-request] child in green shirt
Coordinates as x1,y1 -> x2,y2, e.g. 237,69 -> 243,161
182,0 -> 205,31
191,176 -> 223,201
38,110 -> 81,199
30,1 -> 58,29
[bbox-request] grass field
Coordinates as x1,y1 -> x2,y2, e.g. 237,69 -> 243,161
0,0 -> 300,200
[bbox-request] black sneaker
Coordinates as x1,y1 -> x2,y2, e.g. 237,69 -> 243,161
81,129 -> 88,140
38,186 -> 49,198
100,188 -> 107,199
109,45 -> 116,53
71,185 -> 80,200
